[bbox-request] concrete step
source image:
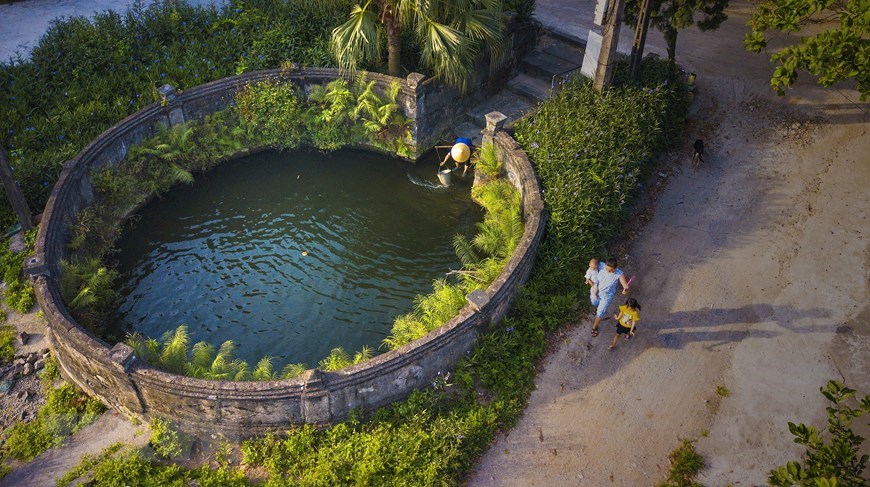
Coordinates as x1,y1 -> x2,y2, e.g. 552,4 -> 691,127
541,41 -> 584,65
507,73 -> 552,102
464,89 -> 535,128
520,49 -> 581,79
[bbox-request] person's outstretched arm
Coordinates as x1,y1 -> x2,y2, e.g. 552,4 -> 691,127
620,274 -> 630,294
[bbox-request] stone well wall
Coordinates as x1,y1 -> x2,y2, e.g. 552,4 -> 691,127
26,67 -> 544,437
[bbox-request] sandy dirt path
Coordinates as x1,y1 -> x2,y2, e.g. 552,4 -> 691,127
470,3 -> 869,486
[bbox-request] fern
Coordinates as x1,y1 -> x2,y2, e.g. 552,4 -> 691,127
319,347 -> 352,372
158,326 -> 190,375
253,356 -> 277,381
352,346 -> 373,365
126,333 -> 160,365
453,234 -> 481,266
281,363 -> 308,379
473,142 -> 503,178
187,341 -> 216,378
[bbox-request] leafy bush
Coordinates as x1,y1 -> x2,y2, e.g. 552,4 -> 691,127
0,0 -> 349,229
0,227 -> 38,313
769,381 -> 869,486
514,58 -> 688,296
149,417 -> 185,460
1,382 -> 105,461
235,80 -> 306,149
472,142 -> 503,178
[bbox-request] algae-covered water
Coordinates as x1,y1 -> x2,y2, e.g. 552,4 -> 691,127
111,148 -> 481,367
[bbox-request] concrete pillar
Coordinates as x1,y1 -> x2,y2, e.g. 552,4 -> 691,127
593,0 -> 625,92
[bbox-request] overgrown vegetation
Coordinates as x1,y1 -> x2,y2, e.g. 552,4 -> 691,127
149,417 -> 186,460
0,227 -> 38,313
0,0 -> 350,230
0,323 -> 15,364
54,58 -> 688,485
0,356 -> 105,463
383,176 -> 523,349
658,439 -> 705,487
62,76 -> 415,377
769,380 -> 869,486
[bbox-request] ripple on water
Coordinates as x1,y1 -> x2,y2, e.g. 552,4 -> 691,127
111,149 -> 481,366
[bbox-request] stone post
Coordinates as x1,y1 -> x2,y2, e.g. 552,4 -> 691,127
158,84 -> 185,127
406,73 -> 426,158
482,111 -> 508,146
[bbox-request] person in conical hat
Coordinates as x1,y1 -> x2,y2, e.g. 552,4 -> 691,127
439,137 -> 473,176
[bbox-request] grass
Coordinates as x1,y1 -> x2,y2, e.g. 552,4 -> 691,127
0,323 -> 15,364
715,385 -> 730,397
658,439 -> 705,487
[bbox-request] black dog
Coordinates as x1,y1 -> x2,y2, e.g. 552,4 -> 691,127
692,139 -> 704,165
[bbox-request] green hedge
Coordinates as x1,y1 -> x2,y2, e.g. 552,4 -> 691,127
56,58 -> 688,485
0,0 -> 349,229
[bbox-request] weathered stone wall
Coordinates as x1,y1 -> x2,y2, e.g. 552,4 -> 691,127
27,56 -> 543,436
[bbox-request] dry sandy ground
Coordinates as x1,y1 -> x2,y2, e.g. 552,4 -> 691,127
469,3 -> 869,487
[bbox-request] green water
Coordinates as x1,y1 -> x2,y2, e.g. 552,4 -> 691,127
111,148 -> 481,367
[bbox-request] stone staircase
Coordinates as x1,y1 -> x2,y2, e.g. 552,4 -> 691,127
453,33 -> 585,146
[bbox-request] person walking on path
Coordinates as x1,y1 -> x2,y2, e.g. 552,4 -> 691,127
610,298 -> 641,350
590,258 -> 631,337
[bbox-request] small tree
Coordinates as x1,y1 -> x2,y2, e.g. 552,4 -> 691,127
325,0 -> 505,91
769,380 -> 869,486
623,0 -> 729,60
744,0 -> 869,100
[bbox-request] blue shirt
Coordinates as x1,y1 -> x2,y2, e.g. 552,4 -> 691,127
596,262 -> 624,297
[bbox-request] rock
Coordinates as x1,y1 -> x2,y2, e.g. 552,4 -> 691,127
14,357 -> 25,366
34,359 -> 44,370
17,331 -> 29,345
0,380 -> 13,395
19,411 -> 27,421
43,351 -> 51,360
26,353 -> 38,364
22,362 -> 34,376
41,348 -> 49,355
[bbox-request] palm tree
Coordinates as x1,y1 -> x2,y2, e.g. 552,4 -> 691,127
326,0 -> 505,91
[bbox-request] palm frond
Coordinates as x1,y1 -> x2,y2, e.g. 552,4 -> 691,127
159,325 -> 190,375
331,2 -> 383,75
253,356 -> 277,381
281,363 -> 308,379
453,234 -> 482,266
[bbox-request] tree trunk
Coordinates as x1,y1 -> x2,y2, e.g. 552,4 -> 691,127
629,0 -> 654,79
383,7 -> 402,77
0,144 -> 33,232
665,27 -> 677,61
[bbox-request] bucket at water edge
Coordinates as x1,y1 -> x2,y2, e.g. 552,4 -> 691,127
437,169 -> 452,187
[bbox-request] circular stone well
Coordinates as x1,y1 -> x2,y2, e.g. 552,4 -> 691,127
27,69 -> 544,436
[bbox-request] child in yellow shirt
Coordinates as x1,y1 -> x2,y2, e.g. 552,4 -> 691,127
609,298 -> 641,350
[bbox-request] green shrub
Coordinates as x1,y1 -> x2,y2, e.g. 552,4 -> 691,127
0,324 -> 15,364
769,381 -> 869,487
149,417 -> 185,460
0,227 -> 38,313
235,80 -> 306,149
514,58 -> 688,297
473,142 -> 503,178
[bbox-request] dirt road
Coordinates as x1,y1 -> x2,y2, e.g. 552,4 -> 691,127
470,3 -> 869,486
